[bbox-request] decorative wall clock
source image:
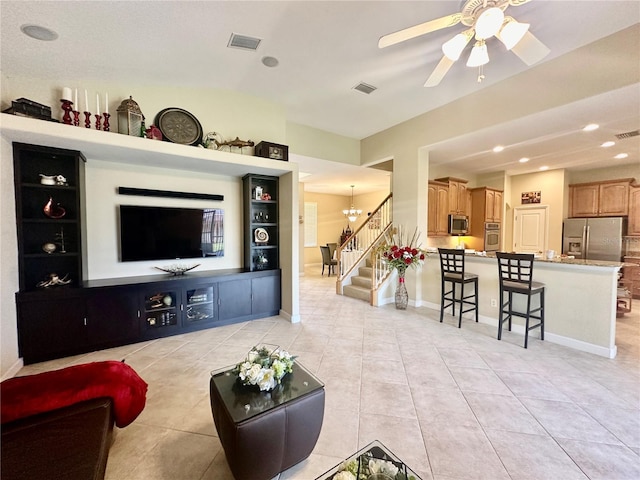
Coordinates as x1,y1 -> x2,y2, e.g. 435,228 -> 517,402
155,108 -> 203,146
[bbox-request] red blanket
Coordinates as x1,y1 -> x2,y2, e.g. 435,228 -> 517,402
1,360 -> 147,428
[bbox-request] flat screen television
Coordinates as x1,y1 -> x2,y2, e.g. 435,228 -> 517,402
119,205 -> 224,262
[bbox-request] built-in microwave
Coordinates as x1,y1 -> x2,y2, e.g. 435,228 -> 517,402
448,214 -> 469,235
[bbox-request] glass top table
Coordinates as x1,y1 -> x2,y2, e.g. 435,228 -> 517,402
315,440 -> 423,480
210,361 -> 324,423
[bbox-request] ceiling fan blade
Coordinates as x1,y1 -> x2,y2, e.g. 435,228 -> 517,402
378,13 -> 462,49
511,30 -> 550,66
424,56 -> 455,87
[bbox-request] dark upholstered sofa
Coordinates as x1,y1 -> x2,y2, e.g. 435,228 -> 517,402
1,361 -> 147,480
1,397 -> 115,480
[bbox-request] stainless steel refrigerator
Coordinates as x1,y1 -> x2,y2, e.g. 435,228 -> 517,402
562,217 -> 626,261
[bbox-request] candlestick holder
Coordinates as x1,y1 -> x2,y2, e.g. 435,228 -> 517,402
84,112 -> 91,128
72,111 -> 80,126
94,114 -> 102,131
61,100 -> 73,125
102,112 -> 111,132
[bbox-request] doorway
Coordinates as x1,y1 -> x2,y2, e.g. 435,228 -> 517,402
513,206 -> 549,253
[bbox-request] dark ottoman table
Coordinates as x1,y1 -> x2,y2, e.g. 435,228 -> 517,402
210,362 -> 325,480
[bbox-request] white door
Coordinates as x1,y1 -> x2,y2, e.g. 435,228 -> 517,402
513,206 -> 548,253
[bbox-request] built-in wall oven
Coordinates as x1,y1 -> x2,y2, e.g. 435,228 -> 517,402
484,222 -> 501,252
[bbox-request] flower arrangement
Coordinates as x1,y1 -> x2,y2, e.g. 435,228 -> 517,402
377,226 -> 428,275
333,451 -> 415,480
233,345 -> 295,392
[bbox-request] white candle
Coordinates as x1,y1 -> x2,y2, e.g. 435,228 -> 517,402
105,93 -> 108,114
96,93 -> 100,115
74,88 -> 78,108
62,87 -> 72,101
84,89 -> 89,112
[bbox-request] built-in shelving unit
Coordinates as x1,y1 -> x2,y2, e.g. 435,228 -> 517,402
13,143 -> 86,292
2,114 -> 294,364
243,174 -> 279,271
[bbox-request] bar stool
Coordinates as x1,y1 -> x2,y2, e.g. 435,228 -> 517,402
496,252 -> 545,348
438,248 -> 479,328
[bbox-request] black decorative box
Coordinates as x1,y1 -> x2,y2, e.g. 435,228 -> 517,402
255,141 -> 288,161
2,98 -> 54,121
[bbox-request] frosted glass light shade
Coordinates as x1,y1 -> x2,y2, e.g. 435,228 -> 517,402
497,19 -> 530,50
466,41 -> 489,67
474,7 -> 504,39
442,32 -> 470,61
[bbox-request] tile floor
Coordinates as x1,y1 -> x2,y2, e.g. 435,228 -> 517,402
17,267 -> 640,480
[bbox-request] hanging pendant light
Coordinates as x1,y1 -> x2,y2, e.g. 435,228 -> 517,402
342,185 -> 362,223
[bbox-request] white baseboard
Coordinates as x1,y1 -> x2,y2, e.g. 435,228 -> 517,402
280,309 -> 300,324
1,357 -> 24,380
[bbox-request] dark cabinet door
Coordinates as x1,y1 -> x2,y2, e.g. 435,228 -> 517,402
252,275 -> 281,316
218,279 -> 252,321
17,291 -> 87,363
85,287 -> 140,346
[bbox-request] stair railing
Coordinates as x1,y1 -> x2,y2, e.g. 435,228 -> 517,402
336,193 -> 392,293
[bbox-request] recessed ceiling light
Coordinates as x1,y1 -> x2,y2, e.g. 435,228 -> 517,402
614,153 -> 629,159
261,56 -> 279,68
20,24 -> 58,41
518,157 -> 529,163
601,141 -> 615,148
539,166 -> 549,171
493,145 -> 504,153
583,123 -> 599,131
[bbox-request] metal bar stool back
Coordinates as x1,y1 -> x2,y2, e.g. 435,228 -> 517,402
496,252 -> 545,348
438,248 -> 479,328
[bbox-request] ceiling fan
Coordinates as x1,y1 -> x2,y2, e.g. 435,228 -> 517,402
378,0 -> 550,87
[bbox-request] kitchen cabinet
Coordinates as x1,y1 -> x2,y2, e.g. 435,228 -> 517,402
569,179 -> 633,218
470,187 -> 503,223
427,181 -> 449,236
435,177 -> 469,216
623,257 -> 640,299
627,185 -> 640,236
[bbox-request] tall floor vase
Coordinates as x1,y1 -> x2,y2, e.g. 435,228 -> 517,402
395,270 -> 408,310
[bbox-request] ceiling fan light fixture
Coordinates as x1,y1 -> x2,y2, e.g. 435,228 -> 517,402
442,30 -> 473,61
474,7 -> 504,40
466,40 -> 489,67
497,17 -> 529,50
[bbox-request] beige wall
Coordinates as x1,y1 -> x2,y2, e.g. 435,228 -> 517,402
568,163 -> 640,184
506,169 -> 567,252
302,190 -> 388,265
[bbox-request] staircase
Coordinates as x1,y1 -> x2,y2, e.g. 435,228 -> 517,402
342,259 -> 372,302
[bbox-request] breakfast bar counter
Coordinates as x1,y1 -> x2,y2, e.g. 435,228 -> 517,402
420,252 -> 623,358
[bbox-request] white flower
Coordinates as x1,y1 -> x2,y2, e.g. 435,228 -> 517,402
257,367 -> 277,391
333,472 -> 356,480
369,459 -> 399,477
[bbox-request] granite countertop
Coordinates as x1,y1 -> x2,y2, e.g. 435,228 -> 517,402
426,248 -> 623,268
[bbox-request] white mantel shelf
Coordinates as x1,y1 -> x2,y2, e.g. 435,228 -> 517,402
0,113 -> 297,178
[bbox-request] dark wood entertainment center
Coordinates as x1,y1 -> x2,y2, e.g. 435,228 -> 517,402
12,142 -> 283,365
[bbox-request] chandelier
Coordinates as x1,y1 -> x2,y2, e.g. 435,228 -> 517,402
343,185 -> 362,223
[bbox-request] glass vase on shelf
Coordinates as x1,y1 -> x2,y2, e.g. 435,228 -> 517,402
395,269 -> 409,310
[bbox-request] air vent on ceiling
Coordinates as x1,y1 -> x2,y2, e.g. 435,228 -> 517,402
615,130 -> 640,140
353,82 -> 377,95
228,33 -> 261,51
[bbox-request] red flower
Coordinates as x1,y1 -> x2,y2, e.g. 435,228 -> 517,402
390,245 -> 398,251
419,254 -> 425,260
404,258 -> 412,265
